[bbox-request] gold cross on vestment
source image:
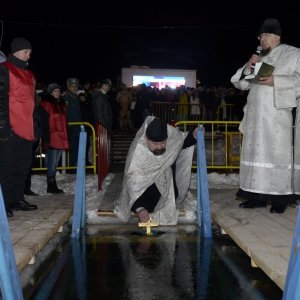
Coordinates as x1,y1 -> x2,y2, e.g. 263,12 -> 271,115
138,218 -> 158,236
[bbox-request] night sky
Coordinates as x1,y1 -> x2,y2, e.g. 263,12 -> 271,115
1,5 -> 300,87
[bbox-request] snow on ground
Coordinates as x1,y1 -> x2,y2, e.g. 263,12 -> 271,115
30,172 -> 115,212
30,171 -> 239,207
189,172 -> 239,189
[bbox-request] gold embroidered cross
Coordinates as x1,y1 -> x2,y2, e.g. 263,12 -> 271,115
138,218 -> 158,236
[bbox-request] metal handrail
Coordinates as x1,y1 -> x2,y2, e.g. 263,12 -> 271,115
175,120 -> 242,170
32,122 -> 97,174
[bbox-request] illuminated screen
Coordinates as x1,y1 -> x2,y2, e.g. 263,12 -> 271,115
133,75 -> 185,89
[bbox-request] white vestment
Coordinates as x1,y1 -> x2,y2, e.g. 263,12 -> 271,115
114,116 -> 195,225
231,44 -> 300,195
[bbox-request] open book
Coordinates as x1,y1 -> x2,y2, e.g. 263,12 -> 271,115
244,62 -> 275,83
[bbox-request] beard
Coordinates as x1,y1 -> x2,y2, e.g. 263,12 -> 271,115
260,47 -> 271,56
152,148 -> 166,156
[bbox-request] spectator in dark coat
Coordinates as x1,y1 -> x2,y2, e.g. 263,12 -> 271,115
92,78 -> 113,131
64,78 -> 82,166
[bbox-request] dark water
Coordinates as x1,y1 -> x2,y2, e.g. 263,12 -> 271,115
29,225 -> 282,300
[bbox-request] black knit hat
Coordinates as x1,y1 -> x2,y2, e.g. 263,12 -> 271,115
47,83 -> 61,94
11,37 -> 32,53
259,18 -> 281,36
146,118 -> 168,142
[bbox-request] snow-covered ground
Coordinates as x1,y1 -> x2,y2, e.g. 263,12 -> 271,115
189,172 -> 239,189
30,172 -> 239,215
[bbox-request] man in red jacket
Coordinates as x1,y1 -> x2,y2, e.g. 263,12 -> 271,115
0,37 -> 38,217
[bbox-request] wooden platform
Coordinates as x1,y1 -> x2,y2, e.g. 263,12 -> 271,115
209,189 -> 297,290
8,194 -> 73,271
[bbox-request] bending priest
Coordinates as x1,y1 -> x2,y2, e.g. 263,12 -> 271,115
114,116 -> 198,225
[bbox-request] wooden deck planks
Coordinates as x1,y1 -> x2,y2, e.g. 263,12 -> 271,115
8,194 -> 74,271
209,188 -> 297,290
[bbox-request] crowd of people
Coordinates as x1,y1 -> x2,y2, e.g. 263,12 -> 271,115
0,37 -> 115,217
1,17 -> 299,220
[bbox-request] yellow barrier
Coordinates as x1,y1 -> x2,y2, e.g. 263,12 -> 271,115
32,122 -> 97,174
175,120 -> 242,170
32,120 -> 241,173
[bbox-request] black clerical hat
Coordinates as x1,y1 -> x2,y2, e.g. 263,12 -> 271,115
146,118 -> 168,142
259,18 -> 281,36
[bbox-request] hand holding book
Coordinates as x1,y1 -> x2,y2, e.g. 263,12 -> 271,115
244,62 -> 275,83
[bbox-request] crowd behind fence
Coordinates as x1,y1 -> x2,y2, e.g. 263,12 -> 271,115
150,102 -> 237,124
31,118 -> 242,177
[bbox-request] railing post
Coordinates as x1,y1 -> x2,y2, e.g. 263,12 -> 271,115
71,125 -> 87,239
196,125 -> 212,237
97,123 -> 110,191
0,185 -> 24,300
283,206 -> 300,299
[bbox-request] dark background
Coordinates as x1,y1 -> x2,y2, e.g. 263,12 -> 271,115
1,5 -> 300,87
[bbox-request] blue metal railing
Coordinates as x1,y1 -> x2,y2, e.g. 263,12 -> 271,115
71,125 -> 87,239
196,125 -> 212,238
0,185 -> 24,300
283,205 -> 300,299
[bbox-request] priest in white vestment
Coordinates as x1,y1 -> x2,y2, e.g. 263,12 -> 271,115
231,18 -> 300,213
114,116 -> 198,225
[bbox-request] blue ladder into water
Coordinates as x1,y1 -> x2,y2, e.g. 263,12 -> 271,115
196,125 -> 212,238
71,125 -> 87,239
0,185 -> 24,300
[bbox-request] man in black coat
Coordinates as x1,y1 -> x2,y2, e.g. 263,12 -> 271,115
92,78 -> 113,131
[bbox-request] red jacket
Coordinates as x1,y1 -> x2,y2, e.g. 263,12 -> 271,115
40,98 -> 69,149
5,61 -> 36,141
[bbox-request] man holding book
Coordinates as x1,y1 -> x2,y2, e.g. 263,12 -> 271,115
231,18 -> 300,213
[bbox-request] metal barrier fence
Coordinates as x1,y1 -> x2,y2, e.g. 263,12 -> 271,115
96,123 -> 110,191
32,122 -> 97,174
150,102 -> 236,123
150,102 -> 206,124
175,120 -> 242,170
32,119 -> 241,173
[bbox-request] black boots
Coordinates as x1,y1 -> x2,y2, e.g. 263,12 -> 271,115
12,199 -> 38,211
239,199 -> 267,208
47,176 -> 64,194
270,200 -> 288,214
5,204 -> 13,217
24,188 -> 39,196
